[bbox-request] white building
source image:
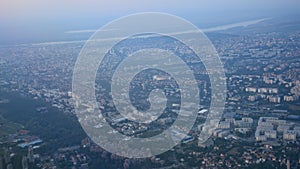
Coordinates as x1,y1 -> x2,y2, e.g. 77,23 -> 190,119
234,118 -> 253,128
283,130 -> 297,141
218,121 -> 231,129
264,130 -> 277,139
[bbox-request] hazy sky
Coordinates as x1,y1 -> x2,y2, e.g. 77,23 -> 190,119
1,0 -> 299,20
0,0 -> 299,45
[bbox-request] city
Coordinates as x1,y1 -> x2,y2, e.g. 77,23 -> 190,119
0,3 -> 300,169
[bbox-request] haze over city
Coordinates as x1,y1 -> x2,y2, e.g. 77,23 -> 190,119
0,1 -> 300,169
1,0 -> 300,45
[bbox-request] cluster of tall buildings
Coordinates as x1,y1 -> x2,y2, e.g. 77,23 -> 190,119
255,117 -> 300,141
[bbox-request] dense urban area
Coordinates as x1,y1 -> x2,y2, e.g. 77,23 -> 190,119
0,18 -> 299,169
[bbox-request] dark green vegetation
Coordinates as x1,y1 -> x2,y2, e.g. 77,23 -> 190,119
0,91 -> 86,152
0,115 -> 23,137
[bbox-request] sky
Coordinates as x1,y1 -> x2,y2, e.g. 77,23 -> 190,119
0,0 -> 300,45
